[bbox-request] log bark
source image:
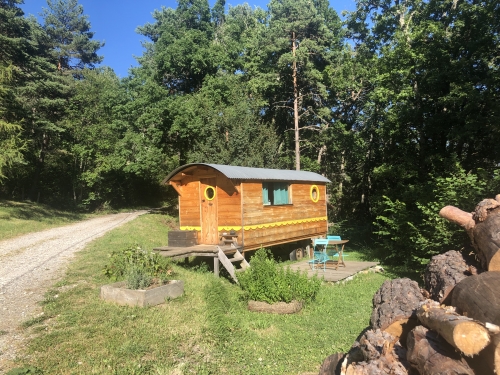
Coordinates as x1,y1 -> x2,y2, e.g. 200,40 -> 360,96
406,325 -> 474,375
343,329 -> 409,375
440,200 -> 500,271
371,278 -> 425,342
344,358 -> 408,375
472,206 -> 500,270
319,352 -> 344,375
451,271 -> 500,326
424,250 -> 480,304
466,333 -> 500,375
417,300 -> 490,356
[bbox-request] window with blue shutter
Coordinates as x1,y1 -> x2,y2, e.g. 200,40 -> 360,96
262,182 -> 289,205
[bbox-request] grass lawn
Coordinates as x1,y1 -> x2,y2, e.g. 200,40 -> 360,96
0,200 -> 90,240
12,213 -> 392,375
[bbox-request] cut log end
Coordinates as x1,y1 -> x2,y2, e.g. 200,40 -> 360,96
489,251 -> 500,271
384,318 -> 419,345
452,321 -> 491,356
417,300 -> 491,356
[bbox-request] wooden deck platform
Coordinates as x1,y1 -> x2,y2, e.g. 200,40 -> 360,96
154,245 -> 379,283
153,244 -> 241,259
153,244 -> 243,278
287,259 -> 380,282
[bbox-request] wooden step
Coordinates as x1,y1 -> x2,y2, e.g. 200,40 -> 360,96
229,253 -> 244,262
237,261 -> 249,271
217,247 -> 249,283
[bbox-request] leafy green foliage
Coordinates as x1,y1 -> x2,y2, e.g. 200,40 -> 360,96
238,248 -> 321,303
374,168 -> 500,269
102,245 -> 174,283
41,0 -> 104,72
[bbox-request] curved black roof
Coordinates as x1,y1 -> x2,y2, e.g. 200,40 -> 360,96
164,163 -> 331,183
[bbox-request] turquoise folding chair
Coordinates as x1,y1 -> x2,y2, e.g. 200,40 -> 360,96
326,235 -> 349,265
308,238 -> 330,271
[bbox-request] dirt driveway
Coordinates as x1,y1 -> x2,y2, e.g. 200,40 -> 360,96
0,210 -> 148,371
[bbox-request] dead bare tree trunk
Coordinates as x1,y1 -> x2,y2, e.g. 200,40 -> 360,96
292,31 -> 300,171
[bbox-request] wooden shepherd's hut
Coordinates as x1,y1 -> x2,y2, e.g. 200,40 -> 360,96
164,163 -> 330,254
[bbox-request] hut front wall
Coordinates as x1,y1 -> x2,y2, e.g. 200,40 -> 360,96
177,168 -> 242,245
241,182 -> 327,250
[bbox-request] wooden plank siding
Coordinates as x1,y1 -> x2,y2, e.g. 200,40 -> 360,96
178,181 -> 200,227
241,182 -> 327,251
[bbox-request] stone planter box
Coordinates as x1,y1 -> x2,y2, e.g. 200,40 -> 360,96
248,300 -> 303,314
101,280 -> 184,307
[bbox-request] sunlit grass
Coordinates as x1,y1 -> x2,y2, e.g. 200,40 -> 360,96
0,200 -> 90,240
13,213 -> 392,374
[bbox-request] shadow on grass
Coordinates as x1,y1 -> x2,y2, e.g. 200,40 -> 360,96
344,241 -> 423,284
0,200 -> 86,221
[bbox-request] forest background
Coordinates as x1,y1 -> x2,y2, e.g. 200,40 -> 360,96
1,0 -> 499,269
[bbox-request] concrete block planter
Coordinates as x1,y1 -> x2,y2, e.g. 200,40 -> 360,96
101,280 -> 184,307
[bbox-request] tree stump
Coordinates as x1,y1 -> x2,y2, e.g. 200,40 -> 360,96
424,250 -> 480,304
406,325 -> 474,375
371,278 -> 425,342
451,271 -> 500,326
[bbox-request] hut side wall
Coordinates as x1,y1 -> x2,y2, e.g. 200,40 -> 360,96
242,182 -> 327,250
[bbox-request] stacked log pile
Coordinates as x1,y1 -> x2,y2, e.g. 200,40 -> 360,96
319,196 -> 500,375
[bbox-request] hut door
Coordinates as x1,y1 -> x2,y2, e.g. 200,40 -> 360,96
200,178 -> 218,244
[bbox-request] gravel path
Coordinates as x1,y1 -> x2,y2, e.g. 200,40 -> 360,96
0,210 -> 148,371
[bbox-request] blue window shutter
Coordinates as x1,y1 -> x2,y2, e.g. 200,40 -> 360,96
262,183 -> 269,204
274,183 -> 288,205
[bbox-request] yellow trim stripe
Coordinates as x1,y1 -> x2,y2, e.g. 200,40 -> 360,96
180,226 -> 201,231
180,216 -> 327,232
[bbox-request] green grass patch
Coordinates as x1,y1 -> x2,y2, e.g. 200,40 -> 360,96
0,200 -> 90,240
13,213 -> 392,374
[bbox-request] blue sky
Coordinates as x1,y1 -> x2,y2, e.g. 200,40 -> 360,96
21,0 -> 357,78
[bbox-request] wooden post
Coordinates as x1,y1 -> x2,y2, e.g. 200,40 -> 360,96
213,256 -> 219,277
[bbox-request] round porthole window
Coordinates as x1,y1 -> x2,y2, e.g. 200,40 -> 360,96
204,186 -> 216,201
310,185 -> 319,203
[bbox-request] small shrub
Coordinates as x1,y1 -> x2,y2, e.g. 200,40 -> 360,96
125,266 -> 153,290
238,248 -> 321,304
103,245 -> 174,281
103,245 -> 174,289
